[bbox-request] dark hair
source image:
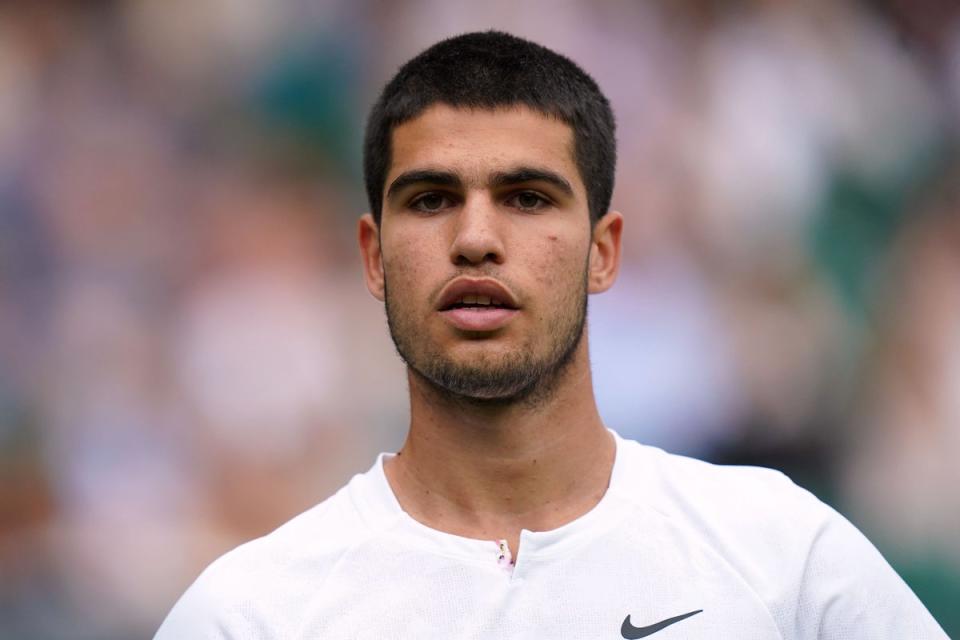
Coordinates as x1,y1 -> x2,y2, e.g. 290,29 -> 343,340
363,31 -> 616,225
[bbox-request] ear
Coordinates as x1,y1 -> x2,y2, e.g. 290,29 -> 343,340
588,210 -> 623,294
358,213 -> 385,301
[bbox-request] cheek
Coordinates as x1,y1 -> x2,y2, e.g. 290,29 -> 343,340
523,234 -> 588,302
384,254 -> 421,292
382,236 -> 435,304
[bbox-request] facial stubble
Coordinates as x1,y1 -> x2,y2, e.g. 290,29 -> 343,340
383,269 -> 589,407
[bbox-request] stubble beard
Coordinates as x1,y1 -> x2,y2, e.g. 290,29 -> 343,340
384,273 -> 588,407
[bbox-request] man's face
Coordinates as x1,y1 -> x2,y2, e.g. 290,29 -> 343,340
360,104 -> 618,402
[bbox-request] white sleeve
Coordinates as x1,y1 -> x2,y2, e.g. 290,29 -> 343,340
153,563 -> 259,640
796,506 -> 948,639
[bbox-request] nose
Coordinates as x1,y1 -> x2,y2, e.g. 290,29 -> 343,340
448,194 -> 505,266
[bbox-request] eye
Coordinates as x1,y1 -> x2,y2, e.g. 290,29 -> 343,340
508,191 -> 551,212
409,192 -> 453,213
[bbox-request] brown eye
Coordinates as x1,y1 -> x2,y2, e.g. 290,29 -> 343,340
512,191 -> 547,211
411,193 -> 449,212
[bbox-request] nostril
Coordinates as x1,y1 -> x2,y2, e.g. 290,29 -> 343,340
449,214 -> 505,264
453,251 -> 501,266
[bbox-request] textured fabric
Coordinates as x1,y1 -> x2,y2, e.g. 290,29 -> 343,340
155,433 -> 947,639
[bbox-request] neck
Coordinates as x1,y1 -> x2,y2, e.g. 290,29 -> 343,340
384,338 -> 615,558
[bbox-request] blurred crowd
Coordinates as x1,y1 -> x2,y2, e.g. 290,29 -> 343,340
1,1 -> 958,637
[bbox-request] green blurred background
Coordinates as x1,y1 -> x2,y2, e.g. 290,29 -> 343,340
1,0 -> 958,636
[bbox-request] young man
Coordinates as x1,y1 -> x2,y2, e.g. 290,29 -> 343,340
156,31 -> 946,639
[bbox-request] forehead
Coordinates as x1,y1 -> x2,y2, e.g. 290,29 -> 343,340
388,104 -> 582,191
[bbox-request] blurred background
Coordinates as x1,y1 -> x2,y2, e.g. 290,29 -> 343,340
1,0 -> 958,636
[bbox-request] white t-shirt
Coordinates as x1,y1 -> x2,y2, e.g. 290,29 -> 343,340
156,432 -> 947,639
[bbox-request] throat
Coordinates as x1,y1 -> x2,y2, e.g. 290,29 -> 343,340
383,427 -> 616,566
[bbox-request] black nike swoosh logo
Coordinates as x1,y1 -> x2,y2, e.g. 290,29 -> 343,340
621,609 -> 703,638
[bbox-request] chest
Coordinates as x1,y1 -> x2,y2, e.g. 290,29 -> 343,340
289,527 -> 789,639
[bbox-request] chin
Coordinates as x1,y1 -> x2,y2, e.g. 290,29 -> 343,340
413,352 -> 550,404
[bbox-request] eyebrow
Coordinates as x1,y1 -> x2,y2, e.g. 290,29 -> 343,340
386,170 -> 462,200
490,168 -> 574,198
385,166 -> 575,201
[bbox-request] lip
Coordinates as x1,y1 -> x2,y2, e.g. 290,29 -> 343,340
435,277 -> 520,312
440,306 -> 518,332
436,277 -> 520,333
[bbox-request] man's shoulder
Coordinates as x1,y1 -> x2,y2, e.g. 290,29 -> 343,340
611,439 -> 947,638
207,482 -> 366,579
155,466 -> 390,638
613,437 -> 832,551
617,437 -> 819,506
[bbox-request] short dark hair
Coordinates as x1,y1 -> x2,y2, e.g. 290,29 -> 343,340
363,30 -> 616,225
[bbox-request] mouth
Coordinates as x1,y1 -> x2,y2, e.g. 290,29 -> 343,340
439,294 -> 515,312
436,278 -> 520,332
